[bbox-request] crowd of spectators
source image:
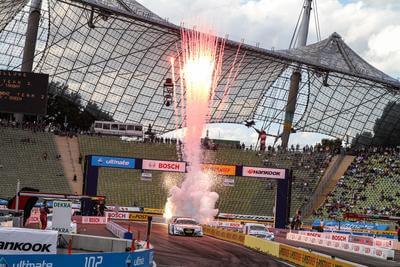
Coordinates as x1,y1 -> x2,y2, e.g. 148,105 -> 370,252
314,147 -> 400,218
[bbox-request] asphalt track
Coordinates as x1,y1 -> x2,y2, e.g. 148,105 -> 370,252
80,222 -> 289,267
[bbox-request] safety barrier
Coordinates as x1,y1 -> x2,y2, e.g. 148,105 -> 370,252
204,226 -> 356,266
279,244 -> 355,267
106,221 -> 133,240
288,232 -> 395,260
244,235 -> 280,257
298,230 -> 399,250
0,249 -> 154,267
202,225 -> 245,245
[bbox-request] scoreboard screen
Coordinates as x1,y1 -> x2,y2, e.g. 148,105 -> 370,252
0,70 -> 49,115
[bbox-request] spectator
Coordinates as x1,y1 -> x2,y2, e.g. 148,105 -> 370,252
40,200 -> 50,230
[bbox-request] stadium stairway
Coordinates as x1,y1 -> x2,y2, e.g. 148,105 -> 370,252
302,154 -> 355,218
55,136 -> 83,194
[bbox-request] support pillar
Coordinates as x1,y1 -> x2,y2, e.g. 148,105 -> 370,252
14,0 -> 43,122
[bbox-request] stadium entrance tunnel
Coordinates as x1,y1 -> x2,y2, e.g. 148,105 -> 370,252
83,155 -> 292,228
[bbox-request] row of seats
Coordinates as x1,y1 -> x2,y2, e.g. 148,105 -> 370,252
0,127 -> 70,198
315,148 -> 400,218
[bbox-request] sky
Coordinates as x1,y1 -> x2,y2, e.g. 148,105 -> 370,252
139,0 -> 400,147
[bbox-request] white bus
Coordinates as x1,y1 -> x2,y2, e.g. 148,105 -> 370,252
92,121 -> 144,137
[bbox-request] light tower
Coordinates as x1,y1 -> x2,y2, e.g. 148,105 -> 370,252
280,0 -> 313,149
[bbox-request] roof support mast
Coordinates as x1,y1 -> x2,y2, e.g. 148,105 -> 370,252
281,0 -> 312,149
15,0 -> 43,122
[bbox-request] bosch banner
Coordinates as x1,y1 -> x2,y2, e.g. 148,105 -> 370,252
0,250 -> 154,267
142,159 -> 186,173
0,227 -> 57,254
91,156 -> 136,169
242,166 -> 285,179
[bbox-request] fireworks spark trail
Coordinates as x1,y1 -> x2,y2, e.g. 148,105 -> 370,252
164,26 -> 241,223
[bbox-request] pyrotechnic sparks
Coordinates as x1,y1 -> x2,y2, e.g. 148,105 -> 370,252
164,26 -> 239,223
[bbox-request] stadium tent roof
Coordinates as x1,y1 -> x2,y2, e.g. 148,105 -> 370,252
0,0 -> 400,142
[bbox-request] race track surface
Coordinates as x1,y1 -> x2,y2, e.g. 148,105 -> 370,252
113,222 -> 289,267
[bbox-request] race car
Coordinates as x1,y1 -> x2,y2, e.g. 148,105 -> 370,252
168,217 -> 203,237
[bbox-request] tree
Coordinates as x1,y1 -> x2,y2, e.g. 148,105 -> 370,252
44,82 -> 113,131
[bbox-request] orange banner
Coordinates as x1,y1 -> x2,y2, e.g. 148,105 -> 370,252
201,164 -> 236,176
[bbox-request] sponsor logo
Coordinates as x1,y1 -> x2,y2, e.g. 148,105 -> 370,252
82,216 -> 107,224
142,160 -> 185,173
91,156 -> 135,169
0,257 -> 8,267
129,213 -> 148,221
242,166 -> 285,179
201,164 -> 236,176
0,242 -> 52,253
332,235 -> 347,241
53,202 -> 71,208
106,212 -> 129,220
248,169 -> 281,176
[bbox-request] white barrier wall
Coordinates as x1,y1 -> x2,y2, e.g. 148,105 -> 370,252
0,227 -> 58,254
106,221 -> 132,239
287,232 -> 395,260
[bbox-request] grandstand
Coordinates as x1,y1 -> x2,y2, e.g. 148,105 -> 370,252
0,126 -> 70,198
315,148 -> 400,218
78,135 -> 332,216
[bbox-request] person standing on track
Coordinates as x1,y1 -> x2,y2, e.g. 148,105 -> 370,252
40,200 -> 50,230
397,222 -> 400,242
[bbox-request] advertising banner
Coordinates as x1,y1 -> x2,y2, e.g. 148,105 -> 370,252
223,178 -> 235,187
141,172 -> 152,181
106,206 -> 141,212
242,166 -> 285,179
91,156 -> 135,169
81,216 -> 107,225
218,213 -> 274,222
142,159 -> 186,173
105,212 -> 130,220
129,213 -> 149,221
0,250 -> 154,267
143,208 -> 164,214
52,201 -> 72,233
312,220 -> 389,231
0,227 -> 57,254
201,164 -> 236,176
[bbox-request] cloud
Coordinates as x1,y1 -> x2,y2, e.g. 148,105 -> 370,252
139,0 -> 400,76
145,0 -> 400,145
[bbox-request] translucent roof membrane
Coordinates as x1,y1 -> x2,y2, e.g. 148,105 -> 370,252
0,0 -> 399,142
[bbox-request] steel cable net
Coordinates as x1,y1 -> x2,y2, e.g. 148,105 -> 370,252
0,0 -> 399,143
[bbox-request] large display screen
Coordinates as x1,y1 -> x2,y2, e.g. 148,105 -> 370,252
0,70 -> 49,115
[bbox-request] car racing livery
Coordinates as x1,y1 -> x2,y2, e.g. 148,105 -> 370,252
168,217 -> 203,237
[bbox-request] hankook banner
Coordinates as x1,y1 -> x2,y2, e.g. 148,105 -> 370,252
0,227 -> 57,254
142,159 -> 186,173
242,166 -> 285,179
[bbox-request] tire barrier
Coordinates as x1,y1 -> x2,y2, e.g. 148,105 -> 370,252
288,232 -> 395,260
